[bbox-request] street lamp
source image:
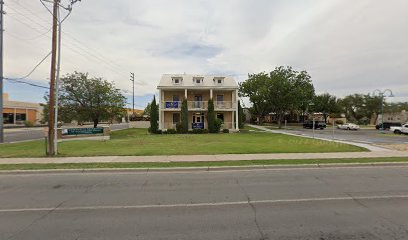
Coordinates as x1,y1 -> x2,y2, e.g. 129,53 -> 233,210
373,89 -> 394,133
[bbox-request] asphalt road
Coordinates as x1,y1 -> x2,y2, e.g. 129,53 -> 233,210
3,123 -> 130,143
279,126 -> 408,144
1,166 -> 408,239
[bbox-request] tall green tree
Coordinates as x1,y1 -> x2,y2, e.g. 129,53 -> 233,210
240,67 -> 314,127
269,67 -> 314,128
311,93 -> 341,122
339,94 -> 383,124
385,102 -> 408,113
149,96 -> 159,133
56,72 -> 126,128
207,99 -> 216,133
238,100 -> 245,129
143,103 -> 152,116
239,72 -> 271,125
180,99 -> 189,133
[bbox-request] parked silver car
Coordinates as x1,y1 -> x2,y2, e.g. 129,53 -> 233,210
337,123 -> 360,130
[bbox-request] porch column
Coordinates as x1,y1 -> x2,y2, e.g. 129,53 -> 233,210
235,90 -> 239,130
158,89 -> 162,129
13,108 -> 16,125
210,89 -> 213,100
184,89 -> 187,99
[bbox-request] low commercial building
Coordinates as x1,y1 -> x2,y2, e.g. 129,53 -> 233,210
378,110 -> 408,124
2,93 -> 43,125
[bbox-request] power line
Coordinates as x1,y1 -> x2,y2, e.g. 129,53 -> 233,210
4,78 -> 49,89
6,1 -> 146,90
6,8 -> 131,81
7,51 -> 52,80
5,27 -> 51,41
11,0 -> 51,23
7,2 -> 128,77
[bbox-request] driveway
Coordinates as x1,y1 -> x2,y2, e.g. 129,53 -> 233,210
264,125 -> 408,145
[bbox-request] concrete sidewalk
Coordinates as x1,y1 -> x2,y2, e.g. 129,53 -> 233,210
0,151 -> 408,164
248,124 -> 392,152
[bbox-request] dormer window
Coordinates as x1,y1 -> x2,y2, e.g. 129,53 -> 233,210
172,77 -> 182,85
193,77 -> 204,85
214,77 -> 224,85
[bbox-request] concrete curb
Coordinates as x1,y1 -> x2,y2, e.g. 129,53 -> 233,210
1,161 -> 408,175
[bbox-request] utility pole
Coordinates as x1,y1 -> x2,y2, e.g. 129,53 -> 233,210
48,0 -> 59,156
54,5 -> 62,155
130,72 -> 135,115
40,0 -> 79,155
0,0 -> 4,143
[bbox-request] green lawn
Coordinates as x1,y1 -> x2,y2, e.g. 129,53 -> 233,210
0,128 -> 366,158
0,157 -> 406,170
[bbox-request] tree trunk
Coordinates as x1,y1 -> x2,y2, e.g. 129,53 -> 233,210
278,114 -> 283,129
323,114 -> 328,123
93,119 -> 99,128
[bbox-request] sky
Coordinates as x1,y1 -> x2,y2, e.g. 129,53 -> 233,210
4,0 -> 408,108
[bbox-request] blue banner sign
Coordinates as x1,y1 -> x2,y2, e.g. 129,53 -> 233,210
165,101 -> 179,108
192,123 -> 204,129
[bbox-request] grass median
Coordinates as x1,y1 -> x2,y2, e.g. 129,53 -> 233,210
0,128 -> 366,158
0,157 -> 407,171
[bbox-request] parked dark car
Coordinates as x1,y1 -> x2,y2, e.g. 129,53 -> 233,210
375,122 -> 401,130
303,120 -> 326,129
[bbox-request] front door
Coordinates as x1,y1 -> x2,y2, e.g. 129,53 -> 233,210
192,113 -> 204,129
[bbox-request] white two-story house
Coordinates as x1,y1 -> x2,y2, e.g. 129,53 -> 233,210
157,74 -> 240,131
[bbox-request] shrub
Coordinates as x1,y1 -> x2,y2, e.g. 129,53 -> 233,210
156,129 -> 162,134
176,123 -> 183,133
213,119 -> 222,133
192,129 -> 204,134
222,128 -> 229,133
188,130 -> 193,134
203,129 -> 209,134
162,130 -> 168,134
167,129 -> 177,134
335,120 -> 344,125
24,121 -> 35,127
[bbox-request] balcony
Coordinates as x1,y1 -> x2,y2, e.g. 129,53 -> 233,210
214,101 -> 235,110
188,101 -> 207,110
161,101 -> 235,110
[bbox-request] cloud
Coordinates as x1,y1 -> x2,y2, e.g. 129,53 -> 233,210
4,0 -> 408,106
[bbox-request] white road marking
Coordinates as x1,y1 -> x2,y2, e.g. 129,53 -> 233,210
1,194 -> 408,213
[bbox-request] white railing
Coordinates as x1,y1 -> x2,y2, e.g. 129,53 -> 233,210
188,101 -> 208,110
214,101 -> 235,109
162,101 -> 236,110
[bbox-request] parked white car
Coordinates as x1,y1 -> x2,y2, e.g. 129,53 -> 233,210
390,123 -> 408,135
337,123 -> 360,130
